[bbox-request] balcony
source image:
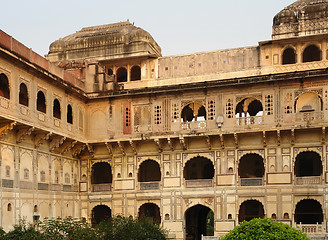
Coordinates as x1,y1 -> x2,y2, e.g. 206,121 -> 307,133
240,178 -> 263,186
185,179 -> 213,188
92,183 -> 111,192
181,120 -> 207,130
295,176 -> 321,185
140,182 -> 159,190
295,111 -> 323,123
295,223 -> 325,235
236,116 -> 262,126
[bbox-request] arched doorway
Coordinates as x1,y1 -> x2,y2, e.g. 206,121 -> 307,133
138,160 -> 161,182
282,47 -> 296,65
184,157 -> 214,180
91,205 -> 111,225
138,203 -> 161,224
238,153 -> 264,186
294,151 -> 322,177
295,199 -> 323,224
91,162 -> 112,192
185,204 -> 214,240
303,45 -> 321,63
238,200 -> 264,222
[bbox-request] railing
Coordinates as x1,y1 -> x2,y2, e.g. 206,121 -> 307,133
201,235 -> 219,240
296,176 -> 321,185
240,178 -> 263,186
295,223 -> 325,235
92,183 -> 111,192
295,112 -> 323,122
181,121 -> 207,130
140,182 -> 159,190
236,116 -> 263,126
185,179 -> 213,188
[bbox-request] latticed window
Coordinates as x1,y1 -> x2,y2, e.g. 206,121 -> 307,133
284,93 -> 292,114
154,105 -> 162,125
207,98 -> 216,120
24,168 -> 29,180
125,107 -> 131,127
172,103 -> 180,122
225,99 -> 234,118
65,173 -> 70,184
265,94 -> 273,115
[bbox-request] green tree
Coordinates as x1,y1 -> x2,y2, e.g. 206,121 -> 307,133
97,215 -> 167,240
221,218 -> 310,240
2,219 -> 44,240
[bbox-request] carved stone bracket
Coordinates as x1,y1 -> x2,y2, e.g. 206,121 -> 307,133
219,134 -> 225,149
234,133 -> 238,148
105,142 -> 113,156
35,132 -> 52,147
0,121 -> 16,138
167,138 -> 174,151
16,127 -> 35,143
61,140 -> 77,154
262,131 -> 267,147
179,136 -> 187,150
206,136 -> 211,150
86,143 -> 94,157
277,130 -> 281,146
49,136 -> 66,151
129,140 -> 137,155
117,141 -> 126,156
72,144 -> 86,158
154,138 -> 162,153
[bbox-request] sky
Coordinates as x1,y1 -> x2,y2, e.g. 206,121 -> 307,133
1,0 -> 295,57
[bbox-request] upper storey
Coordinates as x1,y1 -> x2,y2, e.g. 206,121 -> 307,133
46,22 -> 162,64
273,0 -> 328,39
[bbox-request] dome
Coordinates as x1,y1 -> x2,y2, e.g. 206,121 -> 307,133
47,21 -> 161,62
272,0 -> 328,39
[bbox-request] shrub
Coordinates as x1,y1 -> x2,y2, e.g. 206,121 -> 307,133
2,219 -> 44,240
221,218 -> 310,240
97,216 -> 167,240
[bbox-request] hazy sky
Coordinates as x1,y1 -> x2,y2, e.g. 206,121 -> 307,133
1,0 -> 295,57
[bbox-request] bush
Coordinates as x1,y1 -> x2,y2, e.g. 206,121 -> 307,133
97,216 -> 167,240
2,219 -> 44,240
221,218 -> 310,240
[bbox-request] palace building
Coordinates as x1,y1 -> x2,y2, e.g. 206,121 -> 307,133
1,0 -> 328,239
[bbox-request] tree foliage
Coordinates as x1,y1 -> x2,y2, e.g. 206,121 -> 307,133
221,218 -> 310,240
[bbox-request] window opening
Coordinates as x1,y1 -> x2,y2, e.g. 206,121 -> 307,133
131,65 -> 141,81
303,45 -> 321,62
282,48 -> 296,65
53,99 -> 61,119
0,73 -> 10,99
67,104 -> 73,124
37,91 -> 46,113
19,82 -> 28,106
116,67 -> 127,82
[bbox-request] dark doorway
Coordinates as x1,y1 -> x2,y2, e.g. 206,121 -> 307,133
294,151 -> 322,177
185,205 -> 213,240
138,203 -> 161,224
138,160 -> 161,182
282,48 -> 296,65
131,65 -> 141,81
295,199 -> 323,224
303,45 -> 321,63
239,154 -> 264,178
91,205 -> 111,225
91,162 -> 112,184
116,67 -> 127,82
184,157 -> 214,180
238,200 -> 264,222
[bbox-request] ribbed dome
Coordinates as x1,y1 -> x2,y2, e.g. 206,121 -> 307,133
47,22 -> 161,62
272,0 -> 328,39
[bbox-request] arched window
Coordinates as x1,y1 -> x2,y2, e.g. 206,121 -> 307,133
131,65 -> 141,81
239,154 -> 264,186
294,151 -> 322,177
91,162 -> 112,184
65,173 -> 70,184
37,91 -> 46,113
67,104 -> 73,124
24,168 -> 29,180
138,160 -> 161,182
138,203 -> 161,224
303,45 -> 321,62
0,73 -> 10,99
181,102 -> 206,122
40,171 -> 46,182
19,82 -> 28,106
7,203 -> 12,211
107,68 -> 113,76
53,98 -> 61,119
91,205 -> 111,225
282,47 -> 296,65
295,199 -> 323,224
239,200 -> 264,222
236,98 -> 263,117
116,67 -> 127,82
295,92 -> 322,113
